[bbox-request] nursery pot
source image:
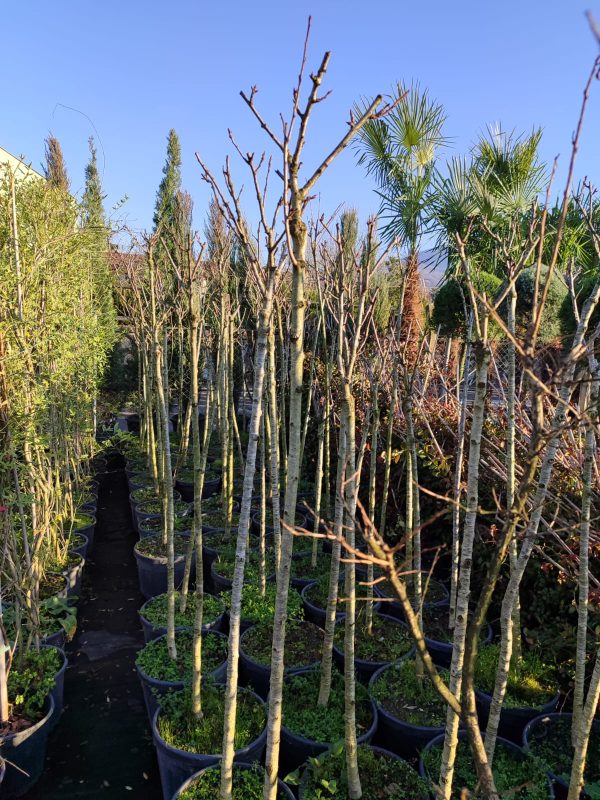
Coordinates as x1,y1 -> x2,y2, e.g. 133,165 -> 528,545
69,534 -> 90,562
138,595 -> 225,644
523,712 -> 598,798
71,515 -> 96,551
374,572 -> 449,621
332,612 -> 411,683
63,553 -> 85,598
171,761 -> 295,800
426,621 -> 494,670
239,621 -> 323,699
475,687 -> 560,745
152,688 -> 267,800
298,745 -> 428,800
369,658 -> 447,758
42,627 -> 66,649
300,578 -> 345,628
279,667 -> 378,775
42,645 -> 68,727
134,540 -> 192,600
420,730 -> 555,799
0,694 -> 55,798
136,631 -> 228,721
290,548 -> 328,590
175,473 -> 221,503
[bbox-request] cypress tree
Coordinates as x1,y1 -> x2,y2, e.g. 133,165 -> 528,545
153,129 -> 182,233
43,134 -> 70,192
82,137 -> 105,230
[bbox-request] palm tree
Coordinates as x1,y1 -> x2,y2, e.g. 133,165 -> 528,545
355,82 -> 447,349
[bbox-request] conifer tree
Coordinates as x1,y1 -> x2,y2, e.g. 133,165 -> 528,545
43,134 -> 70,192
153,129 -> 184,261
82,137 -> 105,229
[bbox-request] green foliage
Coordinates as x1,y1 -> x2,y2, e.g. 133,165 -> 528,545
474,643 -> 557,708
43,134 -> 70,192
298,742 -> 428,799
8,647 -> 61,722
134,532 -> 191,559
431,271 -> 502,337
141,592 -> 224,629
242,620 -> 323,667
421,736 -> 550,799
282,668 -> 372,743
223,583 -> 303,625
135,629 -> 227,682
333,613 -> 412,662
157,685 -> 265,754
514,265 -> 570,342
178,764 -> 285,799
525,715 -> 600,795
370,658 -> 450,727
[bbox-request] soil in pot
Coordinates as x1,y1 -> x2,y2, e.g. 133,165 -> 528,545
136,629 -> 227,684
282,667 -> 373,745
333,611 -> 412,666
67,512 -> 96,532
421,733 -> 551,799
242,619 -> 323,670
140,592 -> 224,632
299,743 -> 429,800
174,762 -> 292,799
156,684 -> 265,756
370,657 -> 450,728
475,643 -> 558,710
524,713 -> 600,797
135,533 -> 191,560
2,647 -> 62,735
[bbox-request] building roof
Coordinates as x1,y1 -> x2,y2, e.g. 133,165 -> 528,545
0,146 -> 45,182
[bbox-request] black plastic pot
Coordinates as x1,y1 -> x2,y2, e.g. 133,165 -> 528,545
44,645 -> 68,727
251,509 -> 308,541
136,631 -> 228,721
374,572 -> 449,621
69,534 -> 90,561
368,658 -> 447,758
171,761 -> 295,800
476,688 -> 560,745
138,595 -> 225,643
426,621 -> 493,669
71,515 -> 96,552
523,712 -> 598,798
152,687 -> 267,800
134,537 -> 193,599
63,554 -> 85,598
239,621 -> 323,699
78,497 -> 98,514
298,744 -> 427,800
279,667 -> 378,774
300,579 -> 345,628
420,730 -> 555,799
0,694 -> 55,798
290,548 -> 330,590
332,612 -> 412,683
41,627 -> 66,649
175,473 -> 221,503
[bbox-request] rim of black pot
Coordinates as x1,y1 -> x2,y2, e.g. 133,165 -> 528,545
239,620 -> 324,673
332,611 -> 412,668
276,665 -> 379,748
138,593 -> 225,631
419,730 -> 555,798
152,684 -> 267,757
298,743 -> 427,799
136,628 -> 228,685
475,687 -> 560,715
170,760 -> 295,800
0,693 -> 55,745
368,655 -> 449,733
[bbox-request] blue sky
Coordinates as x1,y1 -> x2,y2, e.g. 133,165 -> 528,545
2,1 -> 599,236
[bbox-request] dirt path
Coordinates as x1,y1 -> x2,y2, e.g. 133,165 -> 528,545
26,456 -> 162,800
